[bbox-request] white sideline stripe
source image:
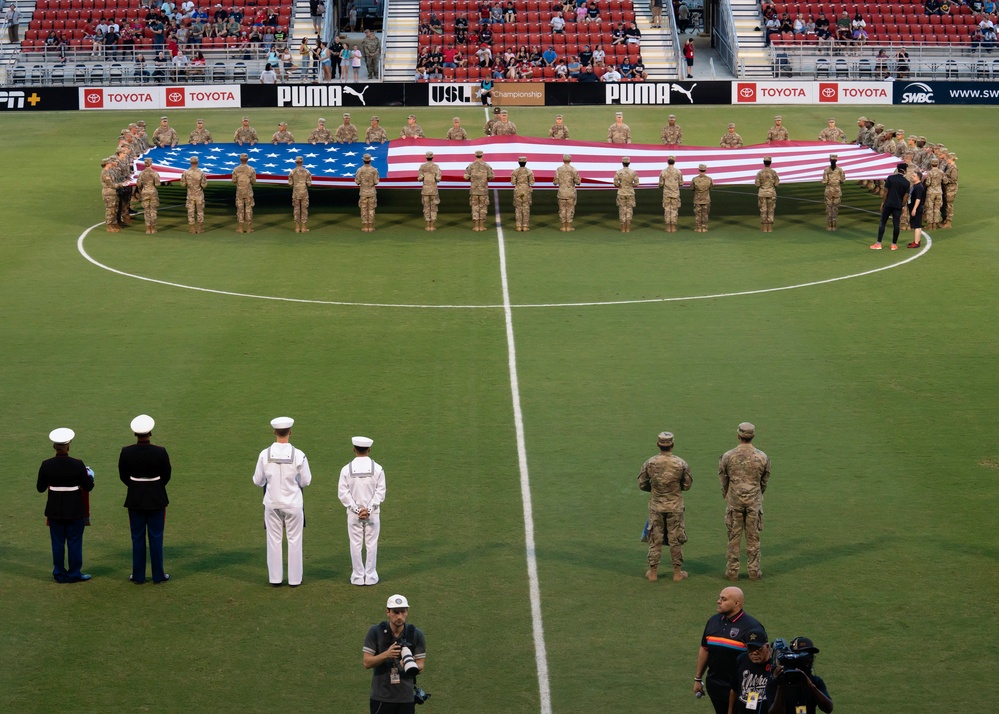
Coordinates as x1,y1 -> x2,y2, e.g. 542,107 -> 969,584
493,189 -> 553,714
77,223 -> 932,311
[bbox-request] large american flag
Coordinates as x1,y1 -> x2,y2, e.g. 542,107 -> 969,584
137,137 -> 901,188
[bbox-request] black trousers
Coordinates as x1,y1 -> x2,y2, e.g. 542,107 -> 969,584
370,700 -> 414,714
706,679 -> 730,714
877,205 -> 902,244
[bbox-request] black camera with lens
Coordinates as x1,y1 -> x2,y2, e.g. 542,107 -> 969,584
413,685 -> 431,705
395,637 -> 431,705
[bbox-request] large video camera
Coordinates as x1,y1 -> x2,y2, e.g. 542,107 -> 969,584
771,638 -> 814,686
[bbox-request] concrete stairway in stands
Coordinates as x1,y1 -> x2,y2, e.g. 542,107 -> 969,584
382,0 -> 419,82
630,4 -> 680,80
729,0 -> 773,78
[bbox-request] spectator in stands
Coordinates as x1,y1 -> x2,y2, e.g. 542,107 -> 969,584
443,43 -> 458,68
683,37 -> 694,76
804,15 -> 816,34
619,57 -> 633,78
925,0 -> 942,14
793,15 -> 805,34
602,64 -> 622,81
176,22 -> 190,49
970,0 -> 984,11
489,3 -> 505,24
575,2 -> 587,23
587,1 -> 601,23
351,43 -> 362,81
428,45 -> 444,79
189,50 -> 206,79
555,57 -> 569,77
982,22 -> 998,49
263,26 -> 275,51
852,12 -> 869,43
939,0 -> 952,14
516,45 -> 529,63
652,0 -> 663,28
135,53 -> 151,83
430,13 -> 443,34
501,46 -> 516,65
213,3 -> 227,21
189,17 -> 205,45
592,44 -> 606,65
88,27 -> 105,57
260,61 -> 277,83
567,54 -> 581,77
896,47 -> 910,78
454,48 -> 467,67
104,23 -> 120,60
480,24 -> 494,44
875,48 -> 889,77
814,10 -> 830,36
172,48 -> 190,79
632,55 -> 648,80
505,1 -> 517,22
225,15 -> 240,36
611,22 -> 626,44
551,13 -> 566,32
779,11 -> 793,33
763,14 -> 780,45
419,17 -> 432,32
153,51 -> 169,81
265,8 -> 278,26
476,43 -> 493,66
415,61 -> 430,81
578,64 -> 598,81
983,0 -> 996,12
280,45 -> 296,78
310,0 -> 323,33
579,44 -> 593,65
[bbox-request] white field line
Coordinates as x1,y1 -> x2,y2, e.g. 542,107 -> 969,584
493,189 -> 553,714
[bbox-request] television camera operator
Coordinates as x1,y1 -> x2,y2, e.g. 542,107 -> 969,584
768,636 -> 833,714
363,594 -> 429,713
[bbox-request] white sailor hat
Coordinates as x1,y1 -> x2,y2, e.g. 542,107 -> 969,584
352,436 -> 374,448
386,594 -> 409,609
49,427 -> 75,444
130,414 -> 155,434
270,416 -> 295,429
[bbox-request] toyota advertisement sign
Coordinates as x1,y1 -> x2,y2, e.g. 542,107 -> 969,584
732,81 -> 891,105
79,85 -> 241,110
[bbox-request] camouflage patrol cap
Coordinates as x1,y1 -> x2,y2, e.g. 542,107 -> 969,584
622,157 -> 630,164
563,154 -> 572,162
190,156 -> 199,163
100,158 -> 109,166
452,116 -> 461,122
239,153 -> 248,160
241,116 -> 249,121
408,114 -> 417,119
829,154 -> 838,160
137,120 -> 146,126
668,113 -> 676,119
371,116 -> 379,122
343,112 -> 350,118
555,114 -> 564,119
657,431 -> 674,447
667,156 -> 675,163
763,156 -> 772,162
875,123 -> 884,129
827,117 -> 836,122
425,151 -> 434,158
857,116 -> 867,122
160,116 -> 169,120
930,157 -> 939,165
864,119 -> 874,126
363,153 -> 372,162
128,122 -> 137,128
500,109 -> 508,115
144,157 -> 153,165
948,152 -> 957,159
295,156 -> 303,163
318,117 -> 326,123
279,121 -> 287,126
615,111 -> 623,117
518,156 -> 527,162
727,123 -> 735,128
698,163 -> 707,171
737,422 -> 756,438
475,150 -> 484,157
895,129 -> 904,135
196,118 -> 204,123
774,115 -> 782,121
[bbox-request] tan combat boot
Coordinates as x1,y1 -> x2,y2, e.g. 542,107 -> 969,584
294,222 -> 301,233
237,223 -> 244,233
426,221 -> 433,232
197,222 -> 204,233
645,567 -> 658,582
566,222 -> 574,232
189,224 -> 196,234
301,222 -> 309,232
246,221 -> 253,234
673,566 -> 689,582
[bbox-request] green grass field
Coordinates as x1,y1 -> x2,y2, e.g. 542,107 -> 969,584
1,104 -> 997,713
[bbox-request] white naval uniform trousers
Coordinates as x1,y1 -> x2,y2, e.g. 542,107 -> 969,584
252,442 -> 312,585
337,456 -> 385,585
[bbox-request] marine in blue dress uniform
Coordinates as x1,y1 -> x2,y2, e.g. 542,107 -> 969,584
36,428 -> 95,583
118,414 -> 172,584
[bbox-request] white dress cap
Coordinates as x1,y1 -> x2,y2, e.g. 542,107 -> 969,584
270,416 -> 295,429
386,594 -> 409,609
130,414 -> 155,434
352,436 -> 374,448
49,428 -> 75,444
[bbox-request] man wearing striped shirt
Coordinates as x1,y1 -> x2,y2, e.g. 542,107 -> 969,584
694,587 -> 766,714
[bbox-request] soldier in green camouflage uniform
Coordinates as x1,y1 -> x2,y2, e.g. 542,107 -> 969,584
607,112 -> 632,144
613,157 -> 640,232
484,107 -> 501,136
136,158 -> 161,234
400,114 -> 425,139
234,116 -> 258,146
100,158 -> 123,233
365,116 -> 388,144
355,153 -> 380,232
821,154 -> 846,231
691,164 -> 713,232
361,29 -> 380,79
510,156 -> 535,231
189,119 -> 213,144
658,156 -> 683,232
817,117 -> 845,143
638,431 -> 692,582
334,113 -> 358,143
548,114 -> 569,139
553,154 -> 581,231
854,116 -> 868,146
493,110 -> 517,136
180,156 -> 207,233
660,114 -> 682,145
110,146 -> 135,227
719,422 -> 771,581
151,116 -> 178,148
134,121 -> 151,152
766,115 -> 789,143
417,151 -> 442,231
754,157 -> 780,232
463,150 -> 495,231
272,121 -> 295,145
231,153 -> 257,233
288,156 -> 312,233
893,130 -> 907,158
923,157 -> 947,229
720,123 -> 743,149
942,152 -> 958,228
309,118 -> 334,145
446,117 -> 468,141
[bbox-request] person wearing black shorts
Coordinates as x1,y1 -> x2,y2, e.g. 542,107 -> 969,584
871,163 -> 911,250
907,170 -> 926,248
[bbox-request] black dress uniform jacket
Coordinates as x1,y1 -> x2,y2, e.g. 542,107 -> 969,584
37,454 -> 94,519
118,442 -> 172,510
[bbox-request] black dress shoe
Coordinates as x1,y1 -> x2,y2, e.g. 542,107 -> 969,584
68,574 -> 92,583
289,582 -> 302,588
129,575 -> 145,584
270,582 -> 284,587
153,574 -> 170,584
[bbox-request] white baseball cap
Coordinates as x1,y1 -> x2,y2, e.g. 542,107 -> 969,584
386,594 -> 409,609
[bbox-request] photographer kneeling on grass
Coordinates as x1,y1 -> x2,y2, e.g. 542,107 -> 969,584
768,637 -> 833,714
363,595 -> 429,713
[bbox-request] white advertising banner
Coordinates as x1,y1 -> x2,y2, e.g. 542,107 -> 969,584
80,85 -> 240,110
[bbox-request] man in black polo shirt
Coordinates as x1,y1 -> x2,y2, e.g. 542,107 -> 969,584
694,586 -> 765,714
871,163 -> 912,251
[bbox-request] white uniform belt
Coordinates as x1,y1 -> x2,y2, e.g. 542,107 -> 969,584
130,476 -> 161,482
49,485 -> 80,492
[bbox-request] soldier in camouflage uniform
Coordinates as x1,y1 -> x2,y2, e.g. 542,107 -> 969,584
754,157 -> 780,232
180,156 -> 207,233
234,116 -> 258,146
365,116 -> 388,144
660,113 -> 682,146
719,422 -> 771,581
135,158 -> 161,234
818,117 -> 846,143
151,116 -> 178,148
484,107 -> 501,137
691,164 -> 713,232
720,123 -> 743,149
288,156 -> 312,233
100,158 -> 123,233
272,121 -> 295,145
892,130 -> 906,158
446,116 -> 468,141
361,29 -> 380,79
613,157 -> 640,233
553,154 -> 581,231
400,114 -> 425,139
923,157 -> 947,230
231,153 -> 257,233
308,118 -> 334,145
355,153 -> 380,232
417,151 -> 442,232
638,431 -> 693,583
510,156 -> 535,231
766,115 -> 789,143
334,113 -> 358,144
941,152 -> 958,228
658,156 -> 683,232
854,116 -> 868,145
463,150 -> 495,232
135,120 -> 151,152
189,119 -> 213,145
493,110 -> 517,136
548,114 -> 570,140
821,154 -> 846,231
607,111 -> 632,144
107,146 -> 134,228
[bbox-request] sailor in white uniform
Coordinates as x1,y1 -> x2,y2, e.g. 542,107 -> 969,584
337,436 -> 386,585
252,416 -> 312,587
